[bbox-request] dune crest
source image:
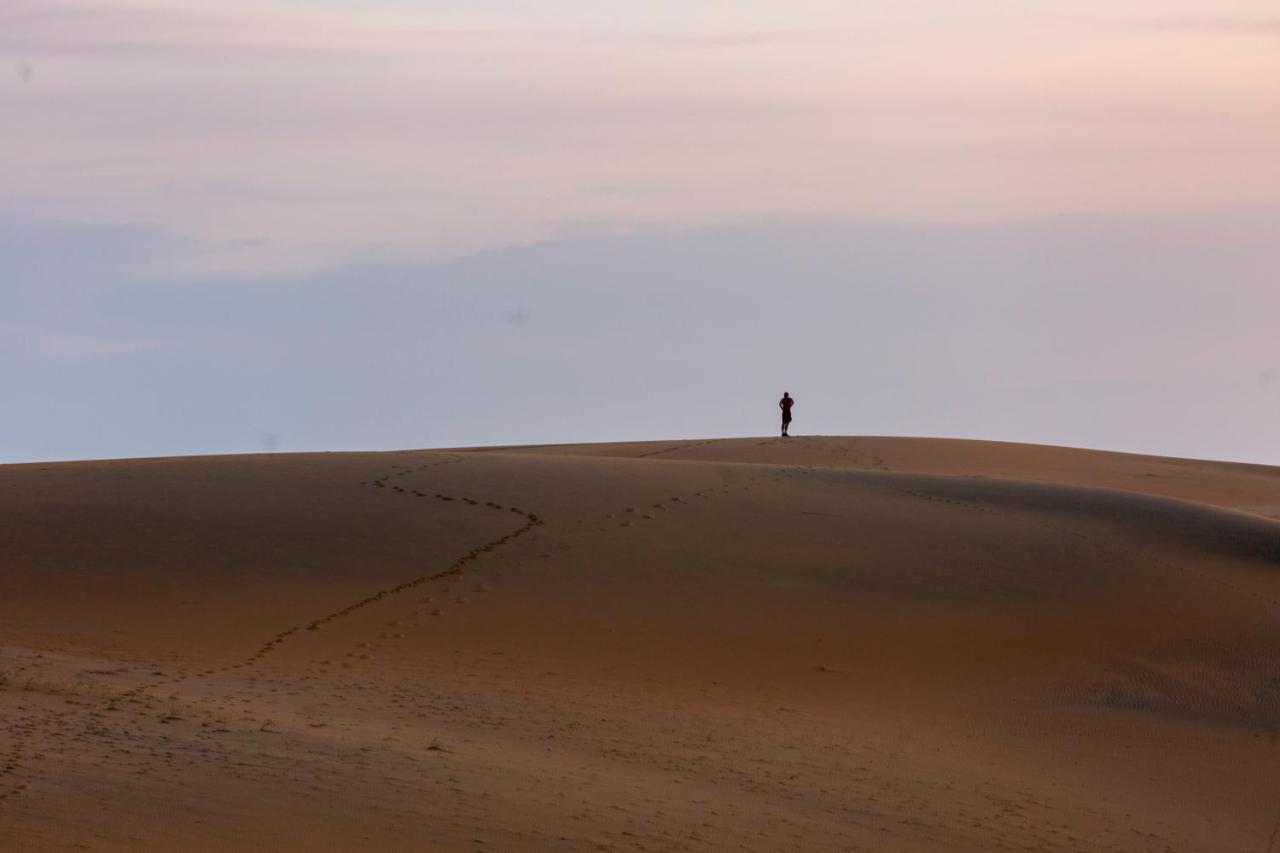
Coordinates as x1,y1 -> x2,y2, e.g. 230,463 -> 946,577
2,437 -> 1278,851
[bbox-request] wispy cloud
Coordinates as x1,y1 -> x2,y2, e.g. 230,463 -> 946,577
1139,16 -> 1280,35
0,322 -> 159,361
5,0 -> 1280,271
1,0 -> 818,58
0,0 -> 520,58
588,28 -> 832,49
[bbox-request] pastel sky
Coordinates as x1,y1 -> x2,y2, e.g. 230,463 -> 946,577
2,1 -> 1278,463
8,0 -> 1280,264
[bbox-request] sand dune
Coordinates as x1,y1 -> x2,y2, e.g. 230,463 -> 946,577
1,437 -> 1277,851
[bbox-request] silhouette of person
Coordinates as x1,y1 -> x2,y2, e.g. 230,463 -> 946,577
779,392 -> 794,437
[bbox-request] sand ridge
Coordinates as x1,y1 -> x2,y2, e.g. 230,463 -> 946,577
1,437 -> 1278,851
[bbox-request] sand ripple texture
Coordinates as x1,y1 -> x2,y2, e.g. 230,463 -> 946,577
1,437 -> 1278,851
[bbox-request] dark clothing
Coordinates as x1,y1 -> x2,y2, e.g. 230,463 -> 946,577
780,396 -> 794,424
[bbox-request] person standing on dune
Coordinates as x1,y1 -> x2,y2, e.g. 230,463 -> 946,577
779,392 -> 794,437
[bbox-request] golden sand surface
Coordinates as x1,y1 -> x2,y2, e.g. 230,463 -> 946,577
1,436 -> 1277,851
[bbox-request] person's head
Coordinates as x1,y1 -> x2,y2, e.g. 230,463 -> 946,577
783,391 -> 790,397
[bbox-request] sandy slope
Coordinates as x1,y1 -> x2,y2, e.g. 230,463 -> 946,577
0,437 -> 1277,851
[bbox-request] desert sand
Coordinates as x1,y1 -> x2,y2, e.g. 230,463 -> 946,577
1,436 -> 1277,851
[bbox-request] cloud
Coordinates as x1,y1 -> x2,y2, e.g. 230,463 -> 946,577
0,0 -> 516,58
6,0 -> 1280,276
1140,17 -> 1280,35
588,28 -> 831,49
1,0 -> 827,62
0,322 -> 159,361
0,214 -> 192,283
